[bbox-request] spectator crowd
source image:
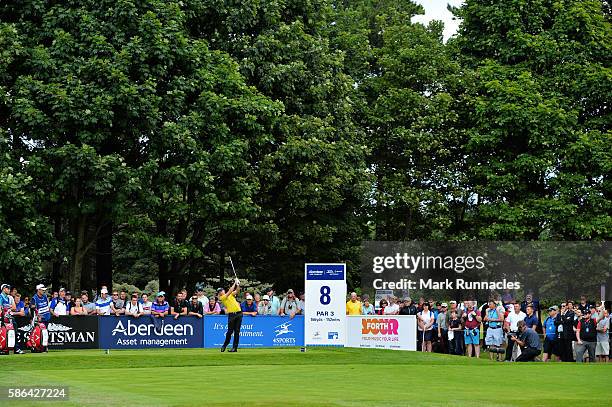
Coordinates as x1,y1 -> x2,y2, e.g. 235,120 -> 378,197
346,292 -> 611,363
3,280 -> 611,363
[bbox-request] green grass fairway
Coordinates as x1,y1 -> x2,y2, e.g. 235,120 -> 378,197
0,348 -> 610,406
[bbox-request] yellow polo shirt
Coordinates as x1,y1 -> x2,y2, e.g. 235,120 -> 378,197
346,300 -> 362,315
220,293 -> 241,314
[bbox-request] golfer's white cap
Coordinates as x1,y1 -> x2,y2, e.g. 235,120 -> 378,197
101,288 -> 108,294
36,284 -> 46,290
246,294 -> 253,300
262,295 -> 270,300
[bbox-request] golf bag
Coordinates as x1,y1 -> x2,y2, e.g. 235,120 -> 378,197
26,311 -> 48,353
0,309 -> 16,354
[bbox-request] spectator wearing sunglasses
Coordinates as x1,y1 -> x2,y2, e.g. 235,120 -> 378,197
280,289 -> 301,319
258,295 -> 274,315
377,299 -> 388,315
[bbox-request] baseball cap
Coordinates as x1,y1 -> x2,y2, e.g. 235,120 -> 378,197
548,305 -> 559,311
36,284 -> 46,290
441,303 -> 448,307
262,295 -> 270,300
246,294 -> 253,300
287,289 -> 294,294
449,300 -> 456,304
100,288 -> 108,294
156,291 -> 166,297
59,287 -> 66,292
1,283 -> 10,290
216,287 -> 224,294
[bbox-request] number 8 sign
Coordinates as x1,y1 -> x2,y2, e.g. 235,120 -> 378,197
304,263 -> 347,346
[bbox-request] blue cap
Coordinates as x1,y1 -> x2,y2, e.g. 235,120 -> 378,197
156,291 -> 166,297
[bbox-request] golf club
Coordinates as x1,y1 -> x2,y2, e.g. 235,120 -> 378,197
228,256 -> 239,283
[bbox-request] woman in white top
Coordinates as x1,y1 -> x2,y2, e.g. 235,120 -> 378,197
125,294 -> 143,317
383,297 -> 400,315
417,302 -> 435,352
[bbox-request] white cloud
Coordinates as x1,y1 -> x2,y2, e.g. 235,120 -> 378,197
412,0 -> 464,41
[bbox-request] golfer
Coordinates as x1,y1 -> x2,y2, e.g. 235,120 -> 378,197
218,278 -> 242,352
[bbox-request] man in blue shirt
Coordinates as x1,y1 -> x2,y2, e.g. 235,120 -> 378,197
543,306 -> 561,362
241,294 -> 258,316
31,284 -> 51,322
524,305 -> 539,332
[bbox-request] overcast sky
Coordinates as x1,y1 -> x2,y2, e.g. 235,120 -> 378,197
413,0 -> 464,40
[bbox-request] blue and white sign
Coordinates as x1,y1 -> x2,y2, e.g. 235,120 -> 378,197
99,316 -> 203,349
305,263 -> 347,346
203,315 -> 304,348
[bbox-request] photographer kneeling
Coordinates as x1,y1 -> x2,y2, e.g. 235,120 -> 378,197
511,320 -> 542,362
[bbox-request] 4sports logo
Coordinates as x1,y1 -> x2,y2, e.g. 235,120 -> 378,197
361,318 -> 399,335
273,321 -> 296,345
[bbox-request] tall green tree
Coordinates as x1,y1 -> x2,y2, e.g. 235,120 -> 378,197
451,0 -> 612,240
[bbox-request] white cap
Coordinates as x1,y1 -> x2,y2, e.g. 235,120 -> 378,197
262,295 -> 270,300
100,288 -> 108,294
246,294 -> 253,300
441,303 -> 448,307
36,284 -> 46,290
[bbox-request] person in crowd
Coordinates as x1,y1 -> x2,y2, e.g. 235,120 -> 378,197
512,320 -> 542,362
266,287 -> 281,315
125,294 -> 144,317
13,293 -> 26,317
417,302 -> 435,352
151,292 -> 169,318
1,283 -> 24,354
484,300 -> 504,359
206,297 -> 221,315
196,286 -> 209,310
65,291 -> 74,309
431,301 -> 441,344
524,305 -> 539,331
377,299 -> 388,315
575,308 -> 597,363
241,294 -> 258,316
218,280 -> 242,352
346,292 -> 362,315
520,293 -> 540,320
559,301 -> 576,362
141,293 -> 152,315
448,300 -> 462,319
542,306 -> 561,362
479,300 -> 490,350
437,303 -> 449,353
31,284 -> 51,322
111,290 -> 125,315
462,301 -> 482,358
80,291 -> 96,315
361,297 -> 375,315
95,288 -> 116,316
383,297 -> 399,315
400,298 -> 417,315
416,297 -> 425,313
448,310 -> 463,355
258,295 -> 273,315
596,306 -> 609,363
280,289 -> 301,318
188,294 -> 204,318
577,295 -> 591,314
297,292 -> 305,314
50,287 -> 69,316
51,291 -> 59,301
119,290 -> 129,310
70,298 -> 88,315
504,302 -> 526,361
171,290 -> 188,320
501,289 -> 514,305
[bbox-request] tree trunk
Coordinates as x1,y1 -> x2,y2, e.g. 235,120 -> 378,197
51,216 -> 62,291
96,220 -> 113,292
69,214 -> 87,292
157,219 -> 170,295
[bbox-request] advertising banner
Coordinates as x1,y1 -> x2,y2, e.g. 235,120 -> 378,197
304,263 -> 346,346
346,315 -> 417,351
99,316 -> 203,349
15,316 -> 98,349
203,315 -> 304,348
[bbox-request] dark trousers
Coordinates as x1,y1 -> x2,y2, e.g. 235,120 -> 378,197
439,329 -> 448,353
560,337 -> 575,362
505,334 -> 516,361
516,347 -> 540,362
223,312 -> 243,350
